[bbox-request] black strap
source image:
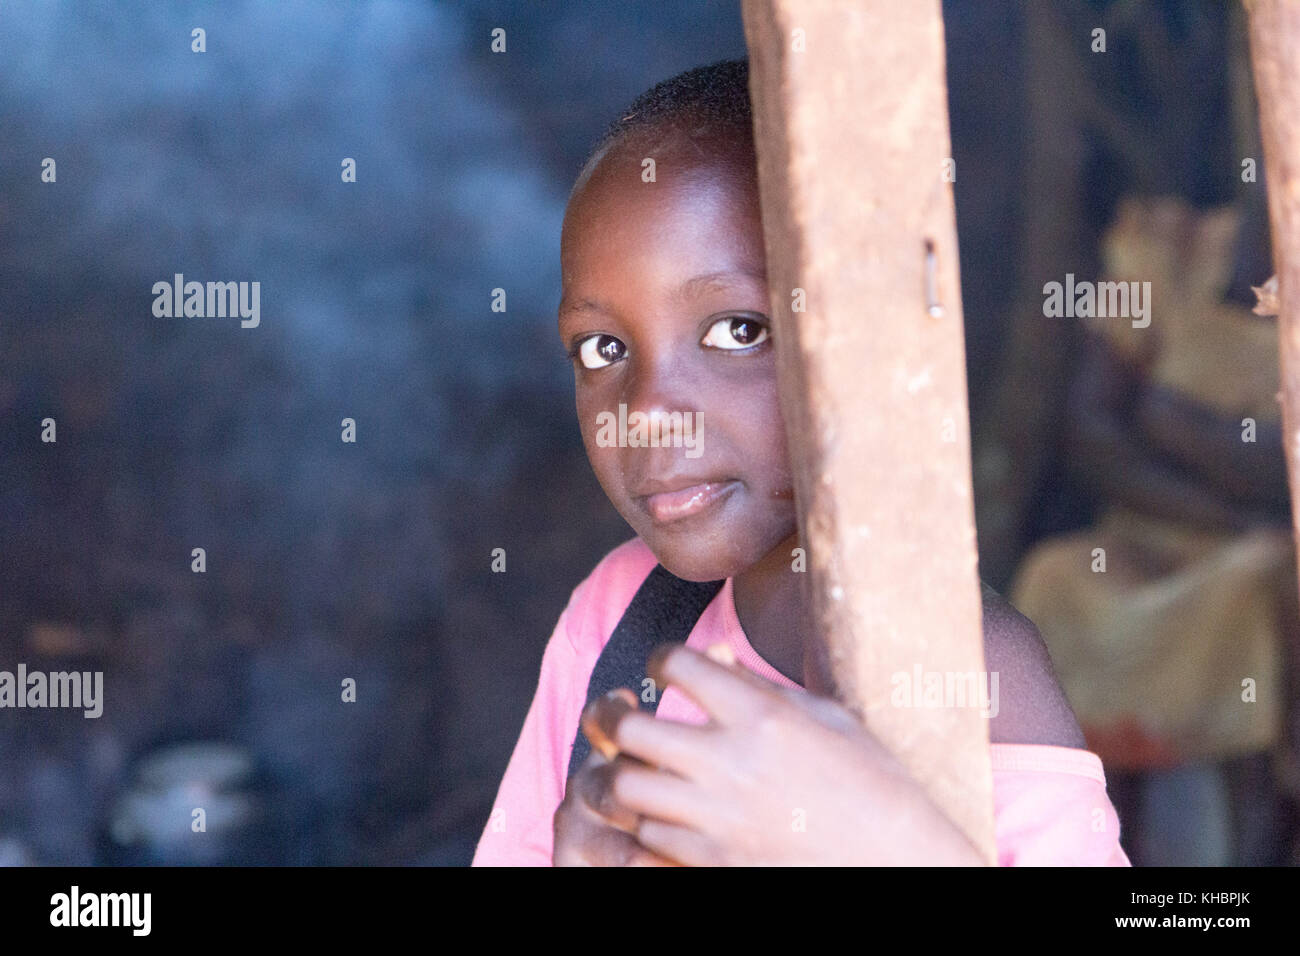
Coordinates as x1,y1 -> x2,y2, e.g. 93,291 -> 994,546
565,565 -> 724,779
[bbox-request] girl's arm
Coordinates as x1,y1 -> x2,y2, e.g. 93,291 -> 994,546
471,607 -> 585,866
979,585 -> 1131,865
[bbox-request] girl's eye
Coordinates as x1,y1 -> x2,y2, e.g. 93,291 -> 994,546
574,334 -> 626,369
702,315 -> 769,351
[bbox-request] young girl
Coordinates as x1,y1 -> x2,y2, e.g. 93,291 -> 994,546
473,59 -> 1130,866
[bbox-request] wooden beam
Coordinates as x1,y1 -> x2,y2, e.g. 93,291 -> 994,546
1245,0 -> 1300,608
742,0 -> 996,861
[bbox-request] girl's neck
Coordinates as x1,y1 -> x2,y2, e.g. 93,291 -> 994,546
731,531 -> 811,686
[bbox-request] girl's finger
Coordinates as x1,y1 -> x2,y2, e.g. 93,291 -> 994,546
562,796 -> 680,867
580,688 -> 636,760
585,753 -> 708,830
646,643 -> 786,725
704,641 -> 820,711
572,753 -> 642,834
634,817 -> 725,867
584,689 -> 717,778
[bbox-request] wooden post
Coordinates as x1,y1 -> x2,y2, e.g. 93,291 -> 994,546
1245,0 -> 1300,606
742,0 -> 996,861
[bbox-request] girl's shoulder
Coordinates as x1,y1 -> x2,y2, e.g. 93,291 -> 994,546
980,581 -> 1088,749
560,536 -> 659,657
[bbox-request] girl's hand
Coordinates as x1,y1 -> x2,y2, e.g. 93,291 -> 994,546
552,689 -> 680,867
576,645 -> 986,866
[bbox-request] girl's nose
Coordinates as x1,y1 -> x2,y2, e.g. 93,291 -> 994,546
620,355 -> 700,427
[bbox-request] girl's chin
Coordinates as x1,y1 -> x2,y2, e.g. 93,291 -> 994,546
641,537 -> 749,583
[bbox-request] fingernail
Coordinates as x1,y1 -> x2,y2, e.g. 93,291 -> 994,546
607,688 -> 635,706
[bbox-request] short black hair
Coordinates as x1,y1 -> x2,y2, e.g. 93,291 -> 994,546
574,58 -> 753,189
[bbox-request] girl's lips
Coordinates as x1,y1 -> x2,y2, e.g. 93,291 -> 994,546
639,480 -> 740,524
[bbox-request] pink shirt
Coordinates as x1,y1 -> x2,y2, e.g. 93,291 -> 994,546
473,537 -> 1131,866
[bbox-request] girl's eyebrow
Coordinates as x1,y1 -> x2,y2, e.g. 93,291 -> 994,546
559,268 -> 768,319
674,268 -> 768,300
557,295 -> 608,319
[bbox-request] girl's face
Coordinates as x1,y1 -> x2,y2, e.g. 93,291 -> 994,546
559,126 -> 797,581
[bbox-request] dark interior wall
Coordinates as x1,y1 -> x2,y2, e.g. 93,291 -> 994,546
0,0 -> 756,866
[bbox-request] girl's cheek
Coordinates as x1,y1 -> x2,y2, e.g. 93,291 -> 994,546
573,386 -> 600,440
768,429 -> 794,485
576,416 -> 627,500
